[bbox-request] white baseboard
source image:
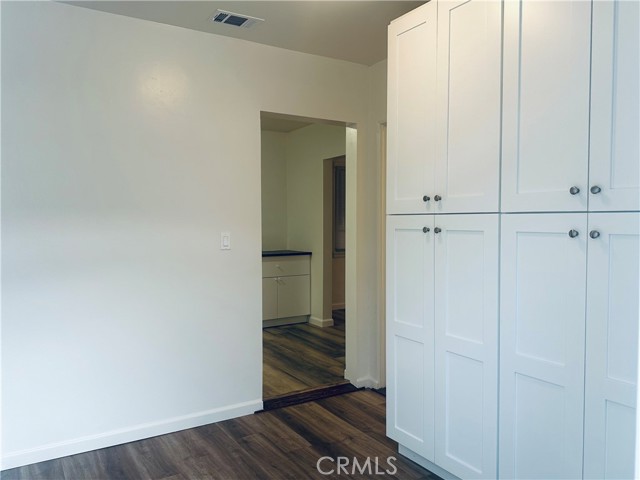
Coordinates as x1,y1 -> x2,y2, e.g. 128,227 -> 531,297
353,375 -> 379,389
309,316 -> 334,328
262,315 -> 308,328
398,445 -> 460,480
331,303 -> 345,310
1,399 -> 262,471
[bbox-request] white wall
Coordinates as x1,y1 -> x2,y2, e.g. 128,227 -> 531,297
348,59 -> 388,387
1,1 -> 383,468
286,124 -> 345,323
261,131 -> 288,250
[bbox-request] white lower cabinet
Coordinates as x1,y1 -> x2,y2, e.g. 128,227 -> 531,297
386,215 -> 435,460
262,255 -> 310,326
499,214 -> 588,479
584,213 -> 639,479
500,213 -> 639,479
387,214 -> 499,478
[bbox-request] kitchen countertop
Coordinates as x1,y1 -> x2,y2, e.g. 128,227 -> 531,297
262,250 -> 312,257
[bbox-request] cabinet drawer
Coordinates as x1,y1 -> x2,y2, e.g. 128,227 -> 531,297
262,256 -> 310,278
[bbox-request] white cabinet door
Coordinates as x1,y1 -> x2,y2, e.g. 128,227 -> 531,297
502,1 -> 591,212
262,278 -> 278,321
387,1 -> 437,214
499,213 -> 588,479
386,215 -> 435,460
276,275 -> 310,319
435,0 -> 501,213
584,213 -> 639,479
589,1 -> 640,212
434,214 -> 499,479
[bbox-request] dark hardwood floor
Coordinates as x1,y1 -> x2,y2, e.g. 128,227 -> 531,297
1,390 -> 440,480
263,310 -> 347,399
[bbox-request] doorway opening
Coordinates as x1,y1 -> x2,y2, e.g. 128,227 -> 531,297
259,111 -> 354,403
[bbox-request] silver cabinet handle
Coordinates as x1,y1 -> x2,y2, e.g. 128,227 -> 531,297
568,229 -> 579,238
590,185 -> 602,194
434,227 -> 442,234
434,195 -> 442,202
590,230 -> 600,239
423,227 -> 430,233
569,186 -> 580,195
423,195 -> 430,202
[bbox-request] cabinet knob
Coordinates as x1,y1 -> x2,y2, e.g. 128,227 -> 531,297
590,230 -> 600,239
434,227 -> 442,234
423,227 -> 430,233
569,186 -> 580,195
568,229 -> 579,238
590,185 -> 602,194
423,195 -> 431,202
434,195 -> 442,202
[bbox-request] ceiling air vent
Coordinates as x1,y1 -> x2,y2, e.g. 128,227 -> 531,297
212,9 -> 264,28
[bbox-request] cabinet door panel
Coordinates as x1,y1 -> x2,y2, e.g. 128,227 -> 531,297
499,213 -> 587,479
435,0 -> 501,213
386,215 -> 435,460
277,275 -> 310,318
589,1 -> 640,211
502,1 -> 591,212
434,214 -> 498,479
262,278 -> 278,321
387,2 -> 437,214
584,213 -> 639,479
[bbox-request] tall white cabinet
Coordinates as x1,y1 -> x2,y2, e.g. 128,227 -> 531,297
386,1 -> 639,479
387,0 -> 502,478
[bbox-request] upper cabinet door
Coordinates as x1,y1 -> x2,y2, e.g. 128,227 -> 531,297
584,213 -> 639,479
387,1 -> 437,214
435,0 -> 501,213
589,1 -> 640,212
501,1 -> 592,213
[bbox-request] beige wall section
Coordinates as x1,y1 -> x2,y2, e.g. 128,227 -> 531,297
285,124 -> 346,324
260,131 -> 288,250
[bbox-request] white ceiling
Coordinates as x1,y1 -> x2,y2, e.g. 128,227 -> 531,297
64,1 -> 425,66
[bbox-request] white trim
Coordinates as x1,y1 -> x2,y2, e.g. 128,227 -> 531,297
398,445 -> 460,480
353,375 -> 379,389
309,316 -> 334,328
378,122 -> 387,389
1,399 -> 262,471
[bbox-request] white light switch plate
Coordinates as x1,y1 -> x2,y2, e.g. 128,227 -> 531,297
221,232 -> 231,250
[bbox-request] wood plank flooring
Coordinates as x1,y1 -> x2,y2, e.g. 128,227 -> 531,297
1,390 -> 440,480
263,310 -> 346,399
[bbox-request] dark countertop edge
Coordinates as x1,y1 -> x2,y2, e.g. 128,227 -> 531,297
262,250 -> 312,257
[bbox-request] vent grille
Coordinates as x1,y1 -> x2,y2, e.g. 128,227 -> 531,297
212,9 -> 264,28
